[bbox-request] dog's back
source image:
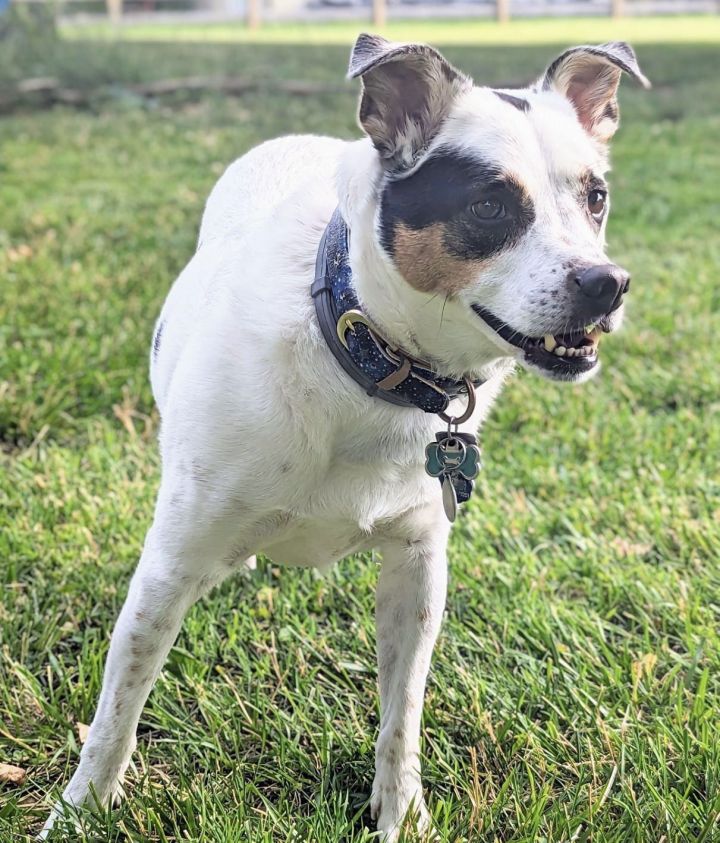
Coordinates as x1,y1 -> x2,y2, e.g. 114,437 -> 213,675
150,135 -> 344,413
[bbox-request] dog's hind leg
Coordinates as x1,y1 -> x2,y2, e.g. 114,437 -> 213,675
371,519 -> 450,842
41,478 -> 244,838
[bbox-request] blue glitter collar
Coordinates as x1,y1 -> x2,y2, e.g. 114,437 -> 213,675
311,209 -> 482,416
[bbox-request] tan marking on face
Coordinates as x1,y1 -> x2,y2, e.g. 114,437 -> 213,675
392,222 -> 482,295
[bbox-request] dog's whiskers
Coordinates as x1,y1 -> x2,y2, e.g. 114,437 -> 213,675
438,294 -> 450,334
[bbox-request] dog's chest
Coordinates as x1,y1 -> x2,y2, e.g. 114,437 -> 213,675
258,420 -> 438,569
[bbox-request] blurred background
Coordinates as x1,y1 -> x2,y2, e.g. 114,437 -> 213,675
1,2 -> 719,841
2,0 -> 719,29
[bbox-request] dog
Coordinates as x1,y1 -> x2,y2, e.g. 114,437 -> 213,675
43,34 -> 648,841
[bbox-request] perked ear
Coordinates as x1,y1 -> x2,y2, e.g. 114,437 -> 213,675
348,33 -> 471,171
541,42 -> 650,142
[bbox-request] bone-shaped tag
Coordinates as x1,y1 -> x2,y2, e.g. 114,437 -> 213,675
425,434 -> 481,480
425,432 -> 482,520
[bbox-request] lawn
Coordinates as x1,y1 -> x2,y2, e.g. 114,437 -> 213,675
1,17 -> 719,843
61,15 -> 720,45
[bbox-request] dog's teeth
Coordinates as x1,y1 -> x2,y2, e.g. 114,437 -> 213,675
566,347 -> 576,357
543,334 -> 557,352
554,346 -> 566,356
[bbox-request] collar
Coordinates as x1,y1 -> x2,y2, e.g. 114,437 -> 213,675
311,209 -> 482,417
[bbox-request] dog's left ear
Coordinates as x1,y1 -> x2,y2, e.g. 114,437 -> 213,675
348,33 -> 471,171
540,42 -> 650,142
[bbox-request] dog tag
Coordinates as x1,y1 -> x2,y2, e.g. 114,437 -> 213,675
441,475 -> 458,522
425,434 -> 481,482
425,431 -> 482,521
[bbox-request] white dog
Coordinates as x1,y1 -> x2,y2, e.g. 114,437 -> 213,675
44,34 -> 648,841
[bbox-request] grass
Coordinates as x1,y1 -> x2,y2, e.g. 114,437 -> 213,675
62,15 -> 720,45
1,18 -> 720,843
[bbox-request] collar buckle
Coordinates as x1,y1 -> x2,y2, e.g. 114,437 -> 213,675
336,309 -> 373,350
316,208 -> 483,415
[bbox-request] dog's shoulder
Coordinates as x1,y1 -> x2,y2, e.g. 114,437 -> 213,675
199,134 -> 347,247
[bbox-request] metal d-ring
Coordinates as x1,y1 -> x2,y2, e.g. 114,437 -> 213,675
438,377 -> 477,427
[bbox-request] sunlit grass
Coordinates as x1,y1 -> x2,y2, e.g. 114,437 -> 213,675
61,14 -> 720,45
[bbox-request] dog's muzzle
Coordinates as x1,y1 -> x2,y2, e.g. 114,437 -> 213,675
472,270 -> 631,382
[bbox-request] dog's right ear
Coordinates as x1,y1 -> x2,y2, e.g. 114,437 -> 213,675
348,33 -> 471,172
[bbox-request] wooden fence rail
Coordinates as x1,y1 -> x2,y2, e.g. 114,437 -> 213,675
10,0 -> 720,30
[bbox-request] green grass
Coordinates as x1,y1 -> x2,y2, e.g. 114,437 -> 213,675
1,20 -> 720,843
62,15 -> 720,45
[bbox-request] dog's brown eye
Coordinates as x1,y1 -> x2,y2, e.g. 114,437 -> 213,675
588,189 -> 607,220
471,196 -> 506,221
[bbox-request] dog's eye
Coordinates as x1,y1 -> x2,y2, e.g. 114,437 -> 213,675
471,196 -> 506,221
587,189 -> 607,221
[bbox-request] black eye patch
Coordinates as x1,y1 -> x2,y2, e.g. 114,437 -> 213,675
379,149 -> 536,262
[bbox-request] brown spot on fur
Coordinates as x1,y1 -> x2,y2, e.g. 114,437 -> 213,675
392,222 -> 482,294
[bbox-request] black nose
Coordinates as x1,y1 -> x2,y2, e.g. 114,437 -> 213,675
574,264 -> 630,316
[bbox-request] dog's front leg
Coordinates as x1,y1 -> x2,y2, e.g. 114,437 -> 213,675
41,490 -> 237,838
372,528 -> 449,841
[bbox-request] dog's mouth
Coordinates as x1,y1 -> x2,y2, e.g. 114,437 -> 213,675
471,305 -> 614,380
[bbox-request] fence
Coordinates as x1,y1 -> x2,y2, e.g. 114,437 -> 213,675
10,0 -> 720,28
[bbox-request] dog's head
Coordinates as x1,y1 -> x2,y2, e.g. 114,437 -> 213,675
346,34 -> 649,382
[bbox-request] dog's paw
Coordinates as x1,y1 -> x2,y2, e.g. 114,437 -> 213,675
40,781 -> 124,840
40,747 -> 130,838
38,803 -> 81,840
371,770 -> 433,841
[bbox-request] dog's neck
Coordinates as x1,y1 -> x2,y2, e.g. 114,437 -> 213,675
337,143 -> 514,383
